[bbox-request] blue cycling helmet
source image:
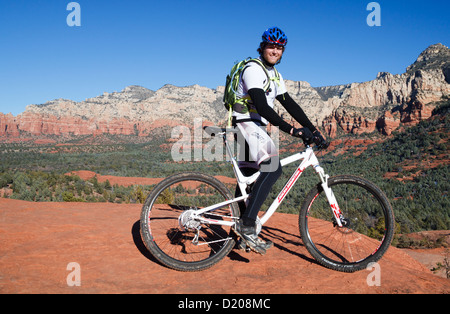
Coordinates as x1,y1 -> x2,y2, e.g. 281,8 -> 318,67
262,27 -> 288,47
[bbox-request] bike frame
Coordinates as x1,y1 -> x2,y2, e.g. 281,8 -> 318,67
193,129 -> 344,229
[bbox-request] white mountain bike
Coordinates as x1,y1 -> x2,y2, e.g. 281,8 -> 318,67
140,126 -> 395,272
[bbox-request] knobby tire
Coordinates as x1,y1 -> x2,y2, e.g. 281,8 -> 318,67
299,175 -> 395,272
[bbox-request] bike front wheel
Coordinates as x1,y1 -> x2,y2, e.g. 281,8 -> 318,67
140,172 -> 239,272
299,175 -> 395,272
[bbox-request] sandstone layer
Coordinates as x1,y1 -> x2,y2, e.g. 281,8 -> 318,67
1,44 -> 449,140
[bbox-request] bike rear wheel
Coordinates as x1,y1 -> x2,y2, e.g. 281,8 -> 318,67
299,175 -> 395,272
140,172 -> 239,271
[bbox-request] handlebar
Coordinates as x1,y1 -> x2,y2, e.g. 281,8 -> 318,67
203,126 -> 329,150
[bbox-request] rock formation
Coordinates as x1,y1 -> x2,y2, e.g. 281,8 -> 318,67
1,44 -> 449,139
313,43 -> 450,136
0,85 -> 224,138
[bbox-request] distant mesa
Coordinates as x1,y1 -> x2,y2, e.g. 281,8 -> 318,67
1,44 -> 449,140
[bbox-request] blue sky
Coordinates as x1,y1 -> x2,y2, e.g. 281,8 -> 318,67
1,0 -> 449,115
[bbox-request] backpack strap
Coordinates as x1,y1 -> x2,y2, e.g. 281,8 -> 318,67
270,66 -> 281,87
245,59 -> 275,92
226,58 -> 281,127
233,59 -> 281,113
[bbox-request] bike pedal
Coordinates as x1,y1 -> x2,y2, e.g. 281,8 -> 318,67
237,239 -> 251,253
238,239 -> 263,254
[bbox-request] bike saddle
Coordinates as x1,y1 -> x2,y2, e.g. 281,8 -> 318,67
203,126 -> 239,137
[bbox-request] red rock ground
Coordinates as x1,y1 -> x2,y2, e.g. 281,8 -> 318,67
65,170 -> 236,187
0,198 -> 448,294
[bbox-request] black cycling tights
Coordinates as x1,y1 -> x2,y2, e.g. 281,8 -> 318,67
235,158 -> 282,227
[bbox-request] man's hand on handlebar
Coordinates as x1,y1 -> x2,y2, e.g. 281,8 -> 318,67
292,127 -> 313,142
312,130 -> 329,149
292,128 -> 329,149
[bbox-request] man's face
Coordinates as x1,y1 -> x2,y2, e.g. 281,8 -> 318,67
263,44 -> 284,65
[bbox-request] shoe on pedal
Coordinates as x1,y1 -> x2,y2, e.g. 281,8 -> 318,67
233,220 -> 271,255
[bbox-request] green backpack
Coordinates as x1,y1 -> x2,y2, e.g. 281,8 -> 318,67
223,58 -> 280,127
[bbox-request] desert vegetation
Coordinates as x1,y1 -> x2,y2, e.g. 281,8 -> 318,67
1,99 -> 449,236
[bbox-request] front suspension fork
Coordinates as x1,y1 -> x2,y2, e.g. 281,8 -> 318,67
315,166 -> 343,227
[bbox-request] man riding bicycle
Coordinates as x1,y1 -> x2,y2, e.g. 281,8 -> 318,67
232,26 -> 329,254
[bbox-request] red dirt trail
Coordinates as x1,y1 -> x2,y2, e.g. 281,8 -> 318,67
0,198 -> 448,294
